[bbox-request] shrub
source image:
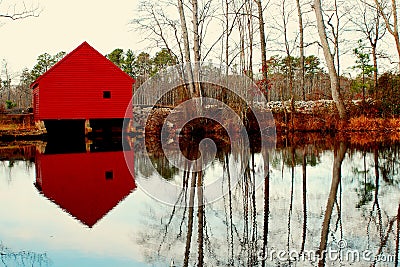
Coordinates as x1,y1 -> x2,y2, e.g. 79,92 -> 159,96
377,72 -> 400,117
5,100 -> 16,109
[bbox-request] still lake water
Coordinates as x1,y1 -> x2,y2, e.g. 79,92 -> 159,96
0,137 -> 399,267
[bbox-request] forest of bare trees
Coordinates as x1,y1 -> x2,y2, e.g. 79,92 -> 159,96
131,0 -> 400,116
2,0 -> 400,117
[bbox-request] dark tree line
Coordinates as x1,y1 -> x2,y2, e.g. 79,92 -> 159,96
0,47 -> 176,111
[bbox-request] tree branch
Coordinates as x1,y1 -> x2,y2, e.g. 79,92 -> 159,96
0,1 -> 40,21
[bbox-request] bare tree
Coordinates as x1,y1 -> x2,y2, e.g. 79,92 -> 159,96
0,60 -> 12,104
224,0 -> 230,76
177,0 -> 196,98
0,0 -> 40,21
220,0 -> 247,72
352,0 -> 386,91
132,3 -> 180,63
374,0 -> 400,72
280,0 -> 295,102
271,0 -> 296,127
296,0 -> 306,100
191,0 -> 201,97
255,0 -> 269,101
244,0 -> 255,79
313,0 -> 347,119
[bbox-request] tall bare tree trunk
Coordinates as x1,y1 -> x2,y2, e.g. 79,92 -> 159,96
372,6 -> 380,92
245,0 -> 254,79
192,0 -> 201,97
391,0 -> 400,72
281,0 -> 295,129
313,0 -> 347,119
177,0 -> 191,66
296,0 -> 305,101
177,0 -> 196,98
372,46 -> 378,94
255,0 -> 269,101
282,0 -> 293,99
225,0 -> 229,77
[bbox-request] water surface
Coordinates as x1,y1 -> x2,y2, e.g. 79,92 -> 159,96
0,138 -> 399,266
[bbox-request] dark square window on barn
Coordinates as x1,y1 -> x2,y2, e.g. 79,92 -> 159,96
105,171 -> 113,180
103,91 -> 111,99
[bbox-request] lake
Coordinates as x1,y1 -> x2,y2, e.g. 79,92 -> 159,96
0,135 -> 399,267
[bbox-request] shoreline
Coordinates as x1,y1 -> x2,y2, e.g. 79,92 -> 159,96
1,108 -> 399,142
0,118 -> 399,142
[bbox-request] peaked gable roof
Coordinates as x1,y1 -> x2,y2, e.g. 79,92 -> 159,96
30,41 -> 134,88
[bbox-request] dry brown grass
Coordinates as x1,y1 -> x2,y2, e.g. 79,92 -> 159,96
0,123 -> 18,131
273,112 -> 400,133
346,115 -> 400,132
0,122 -> 35,131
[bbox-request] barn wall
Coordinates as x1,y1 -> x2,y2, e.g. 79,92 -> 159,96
33,87 -> 40,120
37,43 -> 133,120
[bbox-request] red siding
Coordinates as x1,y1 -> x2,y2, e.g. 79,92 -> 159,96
35,150 -> 135,227
31,42 -> 134,120
33,87 -> 39,120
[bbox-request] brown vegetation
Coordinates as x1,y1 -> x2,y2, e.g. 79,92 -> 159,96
0,114 -> 45,141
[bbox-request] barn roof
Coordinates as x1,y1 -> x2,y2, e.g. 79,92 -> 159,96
30,41 -> 134,88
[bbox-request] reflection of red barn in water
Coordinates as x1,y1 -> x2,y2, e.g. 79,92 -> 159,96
35,150 -> 135,227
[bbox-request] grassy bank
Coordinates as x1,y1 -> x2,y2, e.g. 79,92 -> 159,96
1,103 -> 400,142
274,112 -> 400,133
0,114 -> 45,141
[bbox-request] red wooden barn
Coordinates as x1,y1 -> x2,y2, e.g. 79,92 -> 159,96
35,150 -> 135,227
30,41 -> 134,135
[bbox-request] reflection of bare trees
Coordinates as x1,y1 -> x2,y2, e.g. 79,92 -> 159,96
135,140 -> 263,266
371,212 -> 398,267
301,146 -> 307,254
287,146 -> 295,264
370,147 -> 384,241
135,140 -> 400,266
0,243 -> 50,266
183,171 -> 196,267
261,147 -> 269,267
396,204 -> 399,267
318,142 -> 347,267
239,151 -> 259,266
379,145 -> 400,184
364,146 -> 384,267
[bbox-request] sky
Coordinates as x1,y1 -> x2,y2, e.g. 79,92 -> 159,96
0,0 -> 145,76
